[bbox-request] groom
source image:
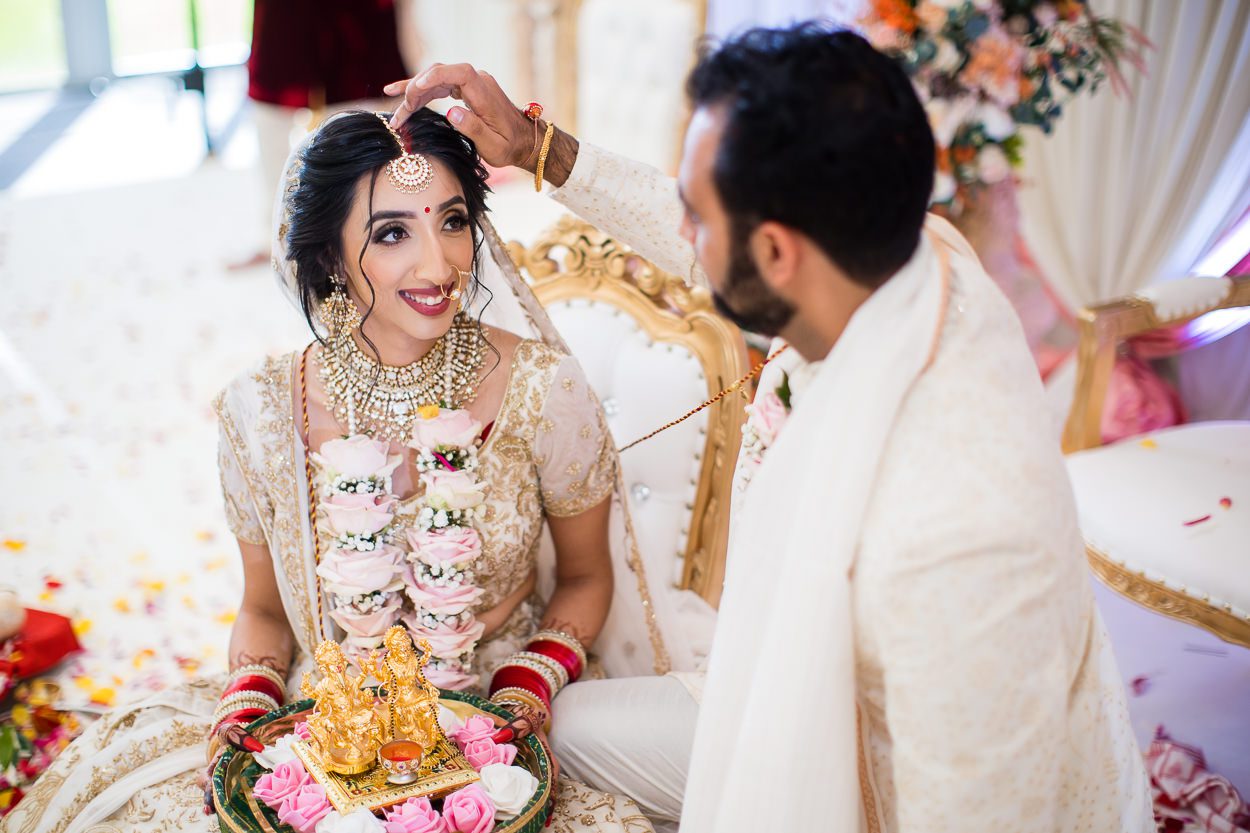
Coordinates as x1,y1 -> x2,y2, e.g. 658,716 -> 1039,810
388,24 -> 1153,833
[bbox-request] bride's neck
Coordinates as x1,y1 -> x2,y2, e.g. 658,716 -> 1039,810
350,325 -> 440,367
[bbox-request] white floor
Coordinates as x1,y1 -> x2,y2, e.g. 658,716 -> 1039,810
0,73 -> 563,710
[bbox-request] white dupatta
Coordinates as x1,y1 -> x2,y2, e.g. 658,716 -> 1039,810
680,224 -> 954,832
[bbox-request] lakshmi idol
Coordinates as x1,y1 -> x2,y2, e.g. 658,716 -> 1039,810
9,109 -> 686,833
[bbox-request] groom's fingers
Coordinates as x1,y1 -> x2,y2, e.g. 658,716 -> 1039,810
445,106 -> 512,167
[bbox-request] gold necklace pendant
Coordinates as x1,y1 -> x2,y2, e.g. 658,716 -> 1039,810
319,313 -> 486,443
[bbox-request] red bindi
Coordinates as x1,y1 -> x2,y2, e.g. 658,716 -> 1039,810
424,206 -> 431,213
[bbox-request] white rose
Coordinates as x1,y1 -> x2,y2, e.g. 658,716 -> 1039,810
932,39 -> 963,74
479,763 -> 539,820
253,733 -> 299,769
315,809 -> 384,833
438,703 -> 465,735
977,144 -> 1011,184
926,95 -> 977,147
974,103 -> 1016,141
932,171 -> 957,204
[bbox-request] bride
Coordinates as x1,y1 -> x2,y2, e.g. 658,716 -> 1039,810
8,109 -> 680,833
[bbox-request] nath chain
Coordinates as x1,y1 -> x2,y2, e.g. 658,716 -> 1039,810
618,344 -> 790,453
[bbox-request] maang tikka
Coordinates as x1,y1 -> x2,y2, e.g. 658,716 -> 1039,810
376,113 -> 433,193
320,275 -> 362,336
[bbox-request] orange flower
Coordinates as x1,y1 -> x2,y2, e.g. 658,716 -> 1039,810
870,0 -> 918,34
953,145 -> 977,165
935,145 -> 953,173
962,27 -> 1025,106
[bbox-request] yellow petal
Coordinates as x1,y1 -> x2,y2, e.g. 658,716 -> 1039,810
1139,438 -> 1158,449
2,539 -> 26,552
418,404 -> 441,419
113,598 -> 131,613
215,610 -> 238,625
90,687 -> 116,707
194,530 -> 215,543
72,618 -> 93,636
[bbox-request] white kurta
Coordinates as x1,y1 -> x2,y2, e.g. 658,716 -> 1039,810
550,143 -> 1154,832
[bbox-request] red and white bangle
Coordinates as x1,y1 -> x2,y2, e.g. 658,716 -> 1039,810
526,630 -> 586,682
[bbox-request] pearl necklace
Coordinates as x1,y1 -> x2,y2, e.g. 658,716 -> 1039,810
319,313 -> 486,443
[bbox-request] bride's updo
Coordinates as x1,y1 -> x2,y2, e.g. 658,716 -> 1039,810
282,109 -> 492,336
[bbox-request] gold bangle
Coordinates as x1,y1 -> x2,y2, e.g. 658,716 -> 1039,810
531,629 -> 588,670
534,122 -> 555,192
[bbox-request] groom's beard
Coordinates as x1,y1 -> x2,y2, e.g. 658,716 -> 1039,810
710,236 -> 796,338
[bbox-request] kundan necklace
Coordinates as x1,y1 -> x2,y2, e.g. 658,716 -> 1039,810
319,312 -> 487,443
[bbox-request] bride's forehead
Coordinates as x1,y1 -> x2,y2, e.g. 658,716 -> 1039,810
353,159 -> 463,210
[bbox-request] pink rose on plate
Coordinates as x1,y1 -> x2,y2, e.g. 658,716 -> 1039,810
323,493 -> 397,537
745,391 -> 788,446
406,615 -> 485,658
314,435 -> 401,481
254,758 -> 312,808
406,583 -> 484,617
406,527 -> 482,568
463,737 -> 518,770
317,544 -> 405,595
449,714 -> 497,748
442,783 -> 495,833
409,408 -> 482,451
424,664 -> 478,691
276,782 -> 333,833
293,720 -> 312,740
382,796 -> 447,833
422,470 -> 487,512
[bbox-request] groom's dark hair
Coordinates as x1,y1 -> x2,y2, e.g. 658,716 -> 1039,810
687,23 -> 934,288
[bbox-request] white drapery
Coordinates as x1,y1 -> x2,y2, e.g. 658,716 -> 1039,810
1018,0 -> 1250,310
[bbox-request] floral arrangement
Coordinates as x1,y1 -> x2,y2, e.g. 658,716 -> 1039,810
861,0 -> 1148,211
0,682 -> 82,817
251,712 -> 538,833
312,406 -> 489,690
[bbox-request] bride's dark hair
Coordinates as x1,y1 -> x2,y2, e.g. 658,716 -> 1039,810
283,108 -> 493,342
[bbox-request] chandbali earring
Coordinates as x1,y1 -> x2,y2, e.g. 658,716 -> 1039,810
320,275 -> 362,336
441,267 -> 468,302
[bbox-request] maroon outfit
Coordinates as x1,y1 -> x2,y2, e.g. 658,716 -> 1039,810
247,0 -> 407,108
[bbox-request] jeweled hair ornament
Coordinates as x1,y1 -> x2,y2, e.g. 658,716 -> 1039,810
376,112 -> 434,193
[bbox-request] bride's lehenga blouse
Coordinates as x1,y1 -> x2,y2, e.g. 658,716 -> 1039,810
5,342 -> 655,833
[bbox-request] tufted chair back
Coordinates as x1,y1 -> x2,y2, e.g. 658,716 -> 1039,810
509,217 -> 748,622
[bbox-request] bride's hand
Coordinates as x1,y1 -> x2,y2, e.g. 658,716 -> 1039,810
493,702 -> 561,784
384,64 -> 539,171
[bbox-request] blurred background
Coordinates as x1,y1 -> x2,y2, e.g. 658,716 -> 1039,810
1,0 -> 1248,824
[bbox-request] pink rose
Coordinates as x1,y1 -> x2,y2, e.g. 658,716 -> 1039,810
422,470 -> 487,512
317,545 -> 405,595
329,597 -> 402,646
449,714 -> 497,748
462,737 -> 518,770
293,720 -> 312,740
406,527 -> 482,568
409,409 -> 482,451
405,617 -> 485,659
406,583 -> 484,617
314,435 -> 401,480
383,796 -> 447,833
323,493 -> 396,537
423,664 -> 478,691
254,758 -> 312,808
276,782 -> 333,833
441,783 -> 495,833
746,391 -> 788,446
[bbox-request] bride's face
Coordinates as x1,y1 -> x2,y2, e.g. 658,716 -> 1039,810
338,158 -> 475,346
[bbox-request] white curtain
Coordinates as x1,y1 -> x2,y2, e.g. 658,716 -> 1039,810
1018,0 -> 1250,310
707,0 -> 864,38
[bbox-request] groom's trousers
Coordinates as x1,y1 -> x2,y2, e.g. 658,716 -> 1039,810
551,674 -> 699,833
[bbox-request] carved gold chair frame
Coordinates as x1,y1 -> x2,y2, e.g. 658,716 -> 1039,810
509,215 -> 748,608
1063,273 -> 1250,648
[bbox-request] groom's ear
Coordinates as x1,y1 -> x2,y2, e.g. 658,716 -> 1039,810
750,221 -> 802,297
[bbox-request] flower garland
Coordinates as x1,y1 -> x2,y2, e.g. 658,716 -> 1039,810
252,713 -> 538,833
311,406 -> 488,690
736,371 -> 793,493
860,0 -> 1148,212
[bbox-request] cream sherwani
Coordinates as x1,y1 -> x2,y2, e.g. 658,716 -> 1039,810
548,144 -> 1154,832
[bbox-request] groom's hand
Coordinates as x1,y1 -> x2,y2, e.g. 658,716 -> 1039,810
384,64 -> 578,187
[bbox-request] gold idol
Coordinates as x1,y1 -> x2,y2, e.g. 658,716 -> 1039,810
377,626 -> 443,749
300,641 -> 386,775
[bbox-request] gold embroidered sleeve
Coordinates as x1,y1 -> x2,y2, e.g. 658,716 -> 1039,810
533,354 -> 618,518
215,395 -> 268,546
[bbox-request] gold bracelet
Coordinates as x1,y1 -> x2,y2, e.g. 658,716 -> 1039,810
534,122 -> 555,192
228,663 -> 286,691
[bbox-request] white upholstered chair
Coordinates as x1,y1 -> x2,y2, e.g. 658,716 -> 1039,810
509,216 -> 748,639
1063,274 -> 1250,648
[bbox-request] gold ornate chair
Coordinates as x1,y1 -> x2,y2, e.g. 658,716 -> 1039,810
509,216 -> 748,625
1063,274 -> 1250,648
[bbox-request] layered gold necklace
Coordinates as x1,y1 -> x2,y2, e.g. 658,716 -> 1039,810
318,312 -> 487,443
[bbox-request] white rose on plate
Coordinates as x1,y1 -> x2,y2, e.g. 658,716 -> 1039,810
253,733 -> 300,770
479,763 -> 539,820
315,808 -> 385,833
437,703 -> 465,735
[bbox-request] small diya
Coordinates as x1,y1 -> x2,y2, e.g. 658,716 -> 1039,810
379,739 -> 424,785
